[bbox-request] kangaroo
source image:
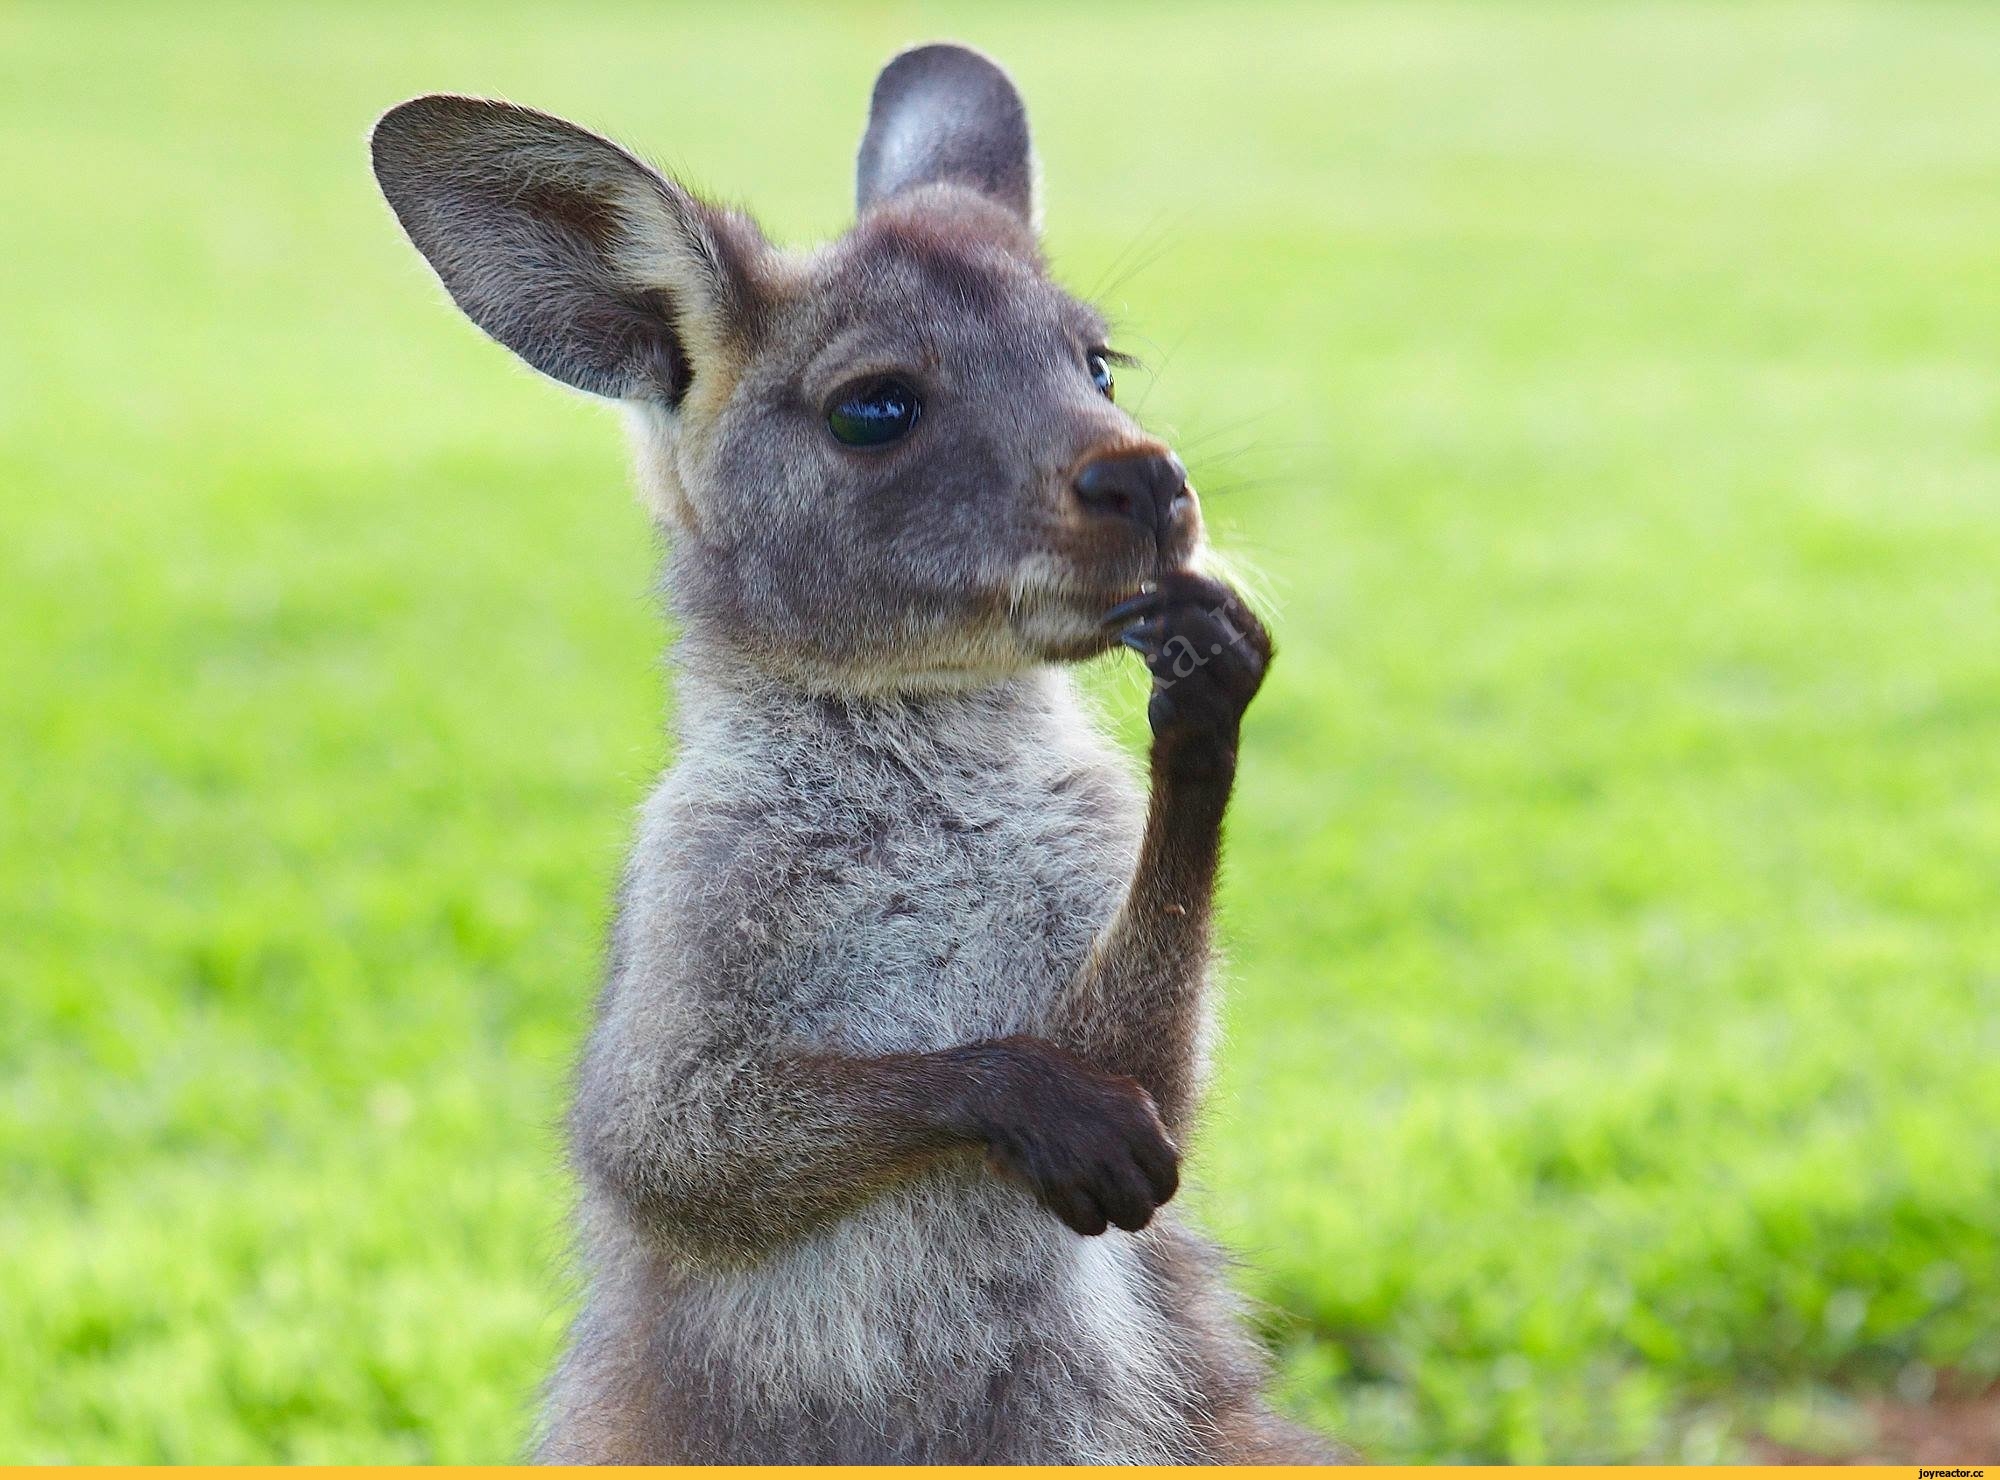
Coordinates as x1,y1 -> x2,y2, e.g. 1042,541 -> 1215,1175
371,42 -> 1336,1465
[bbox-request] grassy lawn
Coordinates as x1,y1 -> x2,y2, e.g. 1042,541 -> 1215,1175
5,0 -> 1999,1462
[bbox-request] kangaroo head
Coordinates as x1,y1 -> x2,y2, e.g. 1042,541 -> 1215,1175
372,44 -> 1201,691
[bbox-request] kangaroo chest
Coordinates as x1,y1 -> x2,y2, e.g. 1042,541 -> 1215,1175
768,749 -> 1139,1052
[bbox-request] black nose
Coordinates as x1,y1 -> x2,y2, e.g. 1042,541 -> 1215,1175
1072,449 -> 1189,536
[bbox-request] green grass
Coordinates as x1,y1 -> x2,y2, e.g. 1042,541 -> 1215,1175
6,0 -> 1999,1462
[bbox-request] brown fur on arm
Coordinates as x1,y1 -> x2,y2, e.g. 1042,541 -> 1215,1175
570,1040 -> 976,1262
1049,757 -> 1232,1138
570,1027 -> 1181,1261
1047,571 -> 1271,1137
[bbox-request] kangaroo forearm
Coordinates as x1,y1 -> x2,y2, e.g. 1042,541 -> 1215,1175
573,1045 -> 997,1263
1062,568 -> 1269,1129
1049,761 -> 1233,1135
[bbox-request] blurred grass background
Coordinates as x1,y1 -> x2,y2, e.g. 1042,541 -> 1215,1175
5,0 -> 2000,1462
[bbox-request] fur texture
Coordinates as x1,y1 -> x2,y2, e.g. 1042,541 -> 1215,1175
370,40 -> 1340,1465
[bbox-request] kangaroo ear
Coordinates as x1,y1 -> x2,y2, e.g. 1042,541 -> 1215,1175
371,95 -> 761,404
856,44 -> 1037,229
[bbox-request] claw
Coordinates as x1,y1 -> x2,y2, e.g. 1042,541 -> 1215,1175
1100,585 -> 1162,628
1118,617 -> 1163,655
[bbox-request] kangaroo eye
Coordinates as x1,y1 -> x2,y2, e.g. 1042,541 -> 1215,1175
1087,351 -> 1115,401
827,378 -> 921,448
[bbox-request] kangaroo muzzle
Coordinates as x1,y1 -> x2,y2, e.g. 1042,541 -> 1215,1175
1072,447 -> 1194,549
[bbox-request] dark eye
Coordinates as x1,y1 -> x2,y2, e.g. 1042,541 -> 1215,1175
1087,351 -> 1115,401
827,377 -> 921,448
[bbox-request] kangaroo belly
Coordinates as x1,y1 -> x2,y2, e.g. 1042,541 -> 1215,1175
554,1167 -> 1200,1464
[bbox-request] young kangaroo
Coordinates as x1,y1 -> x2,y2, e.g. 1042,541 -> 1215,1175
372,43 -> 1335,1464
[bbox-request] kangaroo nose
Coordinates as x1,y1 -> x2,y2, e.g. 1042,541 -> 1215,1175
1072,449 -> 1189,536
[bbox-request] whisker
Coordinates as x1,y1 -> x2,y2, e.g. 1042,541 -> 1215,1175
1084,205 -> 1197,303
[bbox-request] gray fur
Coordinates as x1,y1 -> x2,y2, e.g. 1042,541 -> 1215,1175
371,40 -> 1340,1466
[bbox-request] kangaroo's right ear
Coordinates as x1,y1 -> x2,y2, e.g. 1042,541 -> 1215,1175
856,44 -> 1037,230
370,95 -> 761,404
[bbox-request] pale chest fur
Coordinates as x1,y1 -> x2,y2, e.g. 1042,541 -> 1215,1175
658,666 -> 1146,1053
615,669 -> 1202,1460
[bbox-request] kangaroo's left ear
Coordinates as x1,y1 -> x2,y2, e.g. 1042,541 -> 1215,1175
855,43 -> 1038,231
371,94 -> 765,406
